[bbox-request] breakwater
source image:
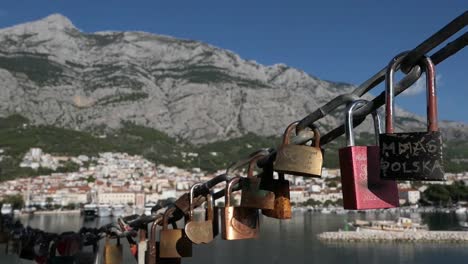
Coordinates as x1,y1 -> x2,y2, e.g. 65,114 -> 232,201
318,230 -> 468,243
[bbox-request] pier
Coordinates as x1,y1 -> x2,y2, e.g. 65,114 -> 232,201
318,230 -> 468,243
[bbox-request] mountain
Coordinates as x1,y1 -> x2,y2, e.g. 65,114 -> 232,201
0,14 -> 466,145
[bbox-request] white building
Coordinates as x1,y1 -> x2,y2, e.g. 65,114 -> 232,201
98,192 -> 135,205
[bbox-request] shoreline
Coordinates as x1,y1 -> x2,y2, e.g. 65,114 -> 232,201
318,230 -> 468,243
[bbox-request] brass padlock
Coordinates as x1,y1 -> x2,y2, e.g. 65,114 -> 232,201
159,207 -> 192,258
274,121 -> 323,177
147,214 -> 181,264
103,237 -> 123,264
241,153 -> 275,209
185,183 -> 214,244
262,171 -> 292,219
221,177 -> 259,240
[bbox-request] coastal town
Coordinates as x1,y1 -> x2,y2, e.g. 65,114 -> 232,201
1,147 -> 468,213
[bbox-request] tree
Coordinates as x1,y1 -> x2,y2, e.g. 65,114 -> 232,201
45,197 -> 54,209
2,194 -> 25,209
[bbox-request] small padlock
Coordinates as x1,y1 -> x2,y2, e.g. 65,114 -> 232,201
380,54 -> 444,181
274,121 -> 323,177
261,169 -> 292,219
240,153 -> 275,209
185,183 -> 214,244
103,237 -> 123,264
159,207 -> 192,258
221,177 -> 259,240
339,99 -> 399,210
147,215 -> 181,264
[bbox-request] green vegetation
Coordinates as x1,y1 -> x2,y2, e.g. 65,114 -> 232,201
97,92 -> 148,105
154,65 -> 271,88
0,114 -> 466,181
1,194 -> 24,209
0,54 -> 63,86
422,181 -> 468,205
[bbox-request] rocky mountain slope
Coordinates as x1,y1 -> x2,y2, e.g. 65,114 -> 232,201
0,14 -> 466,144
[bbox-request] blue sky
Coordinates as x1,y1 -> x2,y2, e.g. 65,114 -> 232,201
0,0 -> 466,123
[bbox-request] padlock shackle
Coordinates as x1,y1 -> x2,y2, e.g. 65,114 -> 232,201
162,207 -> 176,231
385,53 -> 438,133
205,193 -> 214,221
247,152 -> 269,178
345,99 -> 381,146
226,149 -> 270,177
225,177 -> 241,207
189,183 -> 203,220
282,121 -> 320,147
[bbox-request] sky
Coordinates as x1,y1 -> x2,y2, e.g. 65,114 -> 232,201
0,0 -> 466,123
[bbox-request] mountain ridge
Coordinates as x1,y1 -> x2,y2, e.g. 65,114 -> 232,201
0,14 -> 466,145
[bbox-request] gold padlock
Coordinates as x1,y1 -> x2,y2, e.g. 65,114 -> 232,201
159,207 -> 192,258
221,177 -> 259,240
274,121 -> 323,177
147,215 -> 182,264
103,237 -> 123,264
185,183 -> 214,244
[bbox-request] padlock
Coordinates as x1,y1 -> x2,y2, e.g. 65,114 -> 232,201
159,207 -> 192,258
261,168 -> 292,219
221,177 -> 259,240
103,237 -> 123,264
380,54 -> 444,181
339,99 -> 399,210
185,183 -> 214,244
147,215 -> 181,264
274,121 -> 323,177
240,153 -> 275,209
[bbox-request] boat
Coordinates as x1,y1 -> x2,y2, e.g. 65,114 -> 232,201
455,207 -> 467,214
97,204 -> 111,217
112,204 -> 125,217
1,203 -> 12,215
321,208 -> 331,214
353,217 -> 428,232
83,204 -> 98,218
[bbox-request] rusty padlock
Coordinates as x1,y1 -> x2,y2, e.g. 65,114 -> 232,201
221,177 -> 259,240
147,214 -> 181,264
103,237 -> 123,264
185,183 -> 214,244
159,207 -> 192,258
380,54 -> 444,181
274,121 -> 323,177
240,153 -> 275,209
261,169 -> 292,219
339,99 -> 399,210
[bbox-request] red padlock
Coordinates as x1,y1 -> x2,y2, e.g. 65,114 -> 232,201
339,99 -> 399,210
